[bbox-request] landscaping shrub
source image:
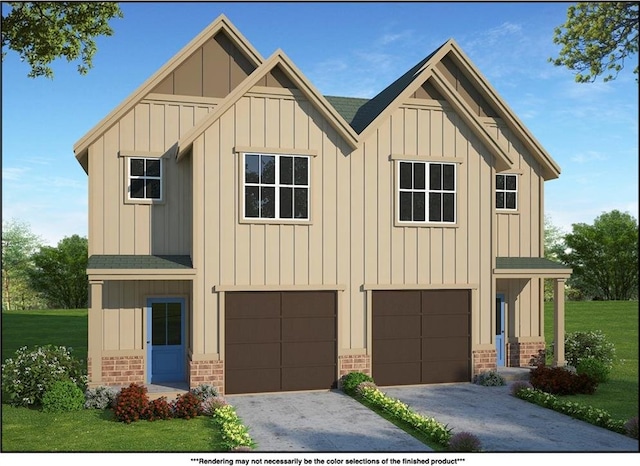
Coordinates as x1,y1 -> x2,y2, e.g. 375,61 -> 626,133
473,370 -> 506,386
84,385 -> 119,409
172,391 -> 201,419
340,371 -> 374,395
212,405 -> 255,451
201,396 -> 229,416
113,383 -> 150,423
42,380 -> 85,413
624,416 -> 639,439
147,396 -> 172,421
355,381 -> 378,397
577,358 -> 610,384
561,330 -> 616,369
529,365 -> 598,395
509,381 -> 533,397
447,431 -> 482,452
1,345 -> 87,407
190,383 -> 219,402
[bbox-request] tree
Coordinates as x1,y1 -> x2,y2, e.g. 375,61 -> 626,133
550,2 -> 639,83
1,219 -> 43,310
28,235 -> 89,309
557,210 -> 638,300
1,2 -> 123,78
543,215 -> 567,301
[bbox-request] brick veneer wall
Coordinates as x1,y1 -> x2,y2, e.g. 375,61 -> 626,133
189,359 -> 224,395
100,356 -> 144,385
507,341 -> 546,367
472,349 -> 497,376
338,354 -> 371,378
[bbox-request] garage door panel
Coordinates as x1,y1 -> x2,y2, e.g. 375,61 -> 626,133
423,337 -> 469,361
226,318 -> 280,344
422,290 -> 470,315
372,290 -> 421,316
226,292 -> 281,318
422,360 -> 470,384
282,341 -> 336,366
282,317 -> 335,341
422,314 -> 469,337
226,368 -> 280,394
373,338 -> 420,364
225,342 -> 280,368
374,362 -> 421,386
282,366 -> 336,391
281,291 -> 336,317
373,315 -> 421,339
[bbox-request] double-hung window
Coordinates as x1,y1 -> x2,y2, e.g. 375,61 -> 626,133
398,161 -> 456,223
243,153 -> 310,220
129,157 -> 162,200
496,174 -> 517,210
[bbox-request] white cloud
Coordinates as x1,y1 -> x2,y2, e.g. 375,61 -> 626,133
2,167 -> 30,181
570,151 -> 610,164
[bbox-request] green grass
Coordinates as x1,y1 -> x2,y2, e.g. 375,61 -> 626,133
2,308 -> 88,362
1,405 -> 224,452
544,300 -> 639,421
1,308 -> 227,452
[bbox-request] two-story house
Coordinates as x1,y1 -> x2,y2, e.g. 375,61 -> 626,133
74,15 -> 571,395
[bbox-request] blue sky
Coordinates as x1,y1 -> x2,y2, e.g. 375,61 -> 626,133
2,1 -> 638,246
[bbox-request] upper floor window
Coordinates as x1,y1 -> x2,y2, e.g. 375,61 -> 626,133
243,153 -> 310,220
398,161 -> 456,223
496,174 -> 517,210
129,157 -> 162,200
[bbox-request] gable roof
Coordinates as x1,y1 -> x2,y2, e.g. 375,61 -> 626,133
73,14 -> 264,172
176,49 -> 360,159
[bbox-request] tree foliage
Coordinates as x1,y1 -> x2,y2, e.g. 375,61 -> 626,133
1,219 -> 44,310
557,210 -> 638,300
550,2 -> 639,83
1,2 -> 123,78
28,235 -> 89,309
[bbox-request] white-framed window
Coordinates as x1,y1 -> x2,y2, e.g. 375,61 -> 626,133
496,174 -> 517,210
398,161 -> 456,223
243,153 -> 310,220
128,157 -> 162,201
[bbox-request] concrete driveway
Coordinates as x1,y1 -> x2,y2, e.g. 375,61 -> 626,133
227,383 -> 638,452
227,390 -> 431,452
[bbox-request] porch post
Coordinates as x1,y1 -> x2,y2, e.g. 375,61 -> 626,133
553,278 -> 566,367
88,280 -> 104,384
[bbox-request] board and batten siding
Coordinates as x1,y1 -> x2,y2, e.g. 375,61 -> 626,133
101,280 -> 191,351
88,98 -> 216,256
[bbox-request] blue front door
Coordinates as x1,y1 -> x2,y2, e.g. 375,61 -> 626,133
495,294 -> 505,366
147,298 -> 185,383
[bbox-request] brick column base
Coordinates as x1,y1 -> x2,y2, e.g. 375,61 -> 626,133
472,349 -> 497,376
507,341 -> 546,367
338,354 -> 371,380
100,356 -> 144,386
189,359 -> 224,395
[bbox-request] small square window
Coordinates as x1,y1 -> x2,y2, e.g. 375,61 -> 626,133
496,174 -> 517,210
128,157 -> 162,201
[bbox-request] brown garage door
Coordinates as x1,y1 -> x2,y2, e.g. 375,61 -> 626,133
225,291 -> 336,394
372,289 -> 470,386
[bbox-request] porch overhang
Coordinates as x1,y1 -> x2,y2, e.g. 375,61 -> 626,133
87,254 -> 195,281
493,257 -> 572,279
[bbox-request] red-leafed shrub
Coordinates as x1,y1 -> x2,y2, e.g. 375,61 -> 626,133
172,392 -> 201,419
147,396 -> 172,421
113,383 -> 150,423
529,365 -> 597,395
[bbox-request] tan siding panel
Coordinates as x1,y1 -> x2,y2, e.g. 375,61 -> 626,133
103,126 -> 120,254
174,48 -> 203,97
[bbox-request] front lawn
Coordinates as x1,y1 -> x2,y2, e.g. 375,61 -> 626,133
544,300 -> 639,421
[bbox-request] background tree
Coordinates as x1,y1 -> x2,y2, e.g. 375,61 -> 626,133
1,2 -> 123,78
28,235 -> 89,309
550,2 -> 639,83
1,219 -> 44,310
543,215 -> 568,301
557,210 -> 638,300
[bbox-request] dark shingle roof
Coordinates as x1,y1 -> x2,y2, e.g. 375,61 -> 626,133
324,96 -> 369,126
496,257 -> 570,270
87,255 -> 193,269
